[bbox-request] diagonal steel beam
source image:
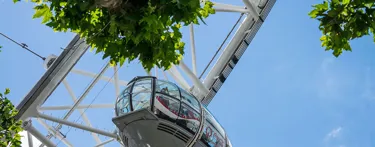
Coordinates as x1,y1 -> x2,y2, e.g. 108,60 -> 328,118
16,35 -> 89,120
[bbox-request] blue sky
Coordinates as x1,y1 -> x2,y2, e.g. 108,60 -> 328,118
1,0 -> 375,147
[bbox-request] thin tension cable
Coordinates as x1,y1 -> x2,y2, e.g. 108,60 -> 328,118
0,32 -> 46,60
198,13 -> 244,79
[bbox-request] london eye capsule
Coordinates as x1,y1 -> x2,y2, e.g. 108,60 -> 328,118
112,76 -> 232,147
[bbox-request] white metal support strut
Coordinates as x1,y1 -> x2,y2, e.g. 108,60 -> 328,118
36,118 -> 73,147
23,120 -> 56,147
213,2 -> 248,13
162,71 -> 169,81
167,66 -> 191,91
71,68 -> 128,86
242,0 -> 260,20
189,23 -> 198,76
179,61 -> 209,99
62,80 -> 102,144
54,63 -> 110,131
37,113 -> 118,139
39,104 -> 114,111
113,65 -> 120,97
27,131 -> 34,147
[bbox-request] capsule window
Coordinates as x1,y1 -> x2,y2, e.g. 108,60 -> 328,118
204,108 -> 226,137
116,92 -> 130,116
155,80 -> 180,99
176,103 -> 201,134
200,108 -> 226,147
131,78 -> 152,111
180,89 -> 201,112
200,122 -> 226,147
132,78 -> 152,94
154,93 -> 181,121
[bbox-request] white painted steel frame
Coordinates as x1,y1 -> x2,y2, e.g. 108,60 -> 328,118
15,0 -> 276,146
39,104 -> 114,111
71,68 -> 128,86
36,119 -> 73,147
62,80 -> 102,144
37,113 -> 117,139
27,131 -> 34,147
23,120 -> 56,147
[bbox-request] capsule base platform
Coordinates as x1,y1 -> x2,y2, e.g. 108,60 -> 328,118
112,108 -> 195,147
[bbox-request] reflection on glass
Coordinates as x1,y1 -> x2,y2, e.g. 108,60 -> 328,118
154,94 -> 180,122
116,92 -> 130,116
132,92 -> 151,111
226,138 -> 232,147
200,108 -> 225,147
180,89 -> 201,112
155,80 -> 180,99
176,103 -> 200,134
204,107 -> 226,137
201,123 -> 225,147
132,78 -> 152,94
131,78 -> 152,111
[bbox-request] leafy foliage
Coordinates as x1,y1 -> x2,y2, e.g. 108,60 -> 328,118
309,0 -> 375,57
15,0 -> 215,71
0,88 -> 23,147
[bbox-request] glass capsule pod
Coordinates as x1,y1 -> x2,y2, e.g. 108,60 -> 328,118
113,76 -> 232,147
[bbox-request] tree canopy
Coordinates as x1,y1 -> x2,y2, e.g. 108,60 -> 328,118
14,0 -> 215,71
0,88 -> 23,147
309,0 -> 375,57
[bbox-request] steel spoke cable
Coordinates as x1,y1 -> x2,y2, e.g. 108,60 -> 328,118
0,32 -> 46,60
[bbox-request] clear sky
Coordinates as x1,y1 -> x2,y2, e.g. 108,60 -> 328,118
1,0 -> 375,147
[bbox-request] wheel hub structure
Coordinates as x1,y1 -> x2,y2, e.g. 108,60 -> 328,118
16,0 -> 276,146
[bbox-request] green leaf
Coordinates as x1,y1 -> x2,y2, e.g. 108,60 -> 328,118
310,0 -> 375,57
32,4 -> 52,23
308,9 -> 320,18
313,2 -> 328,10
0,88 -> 23,147
79,2 -> 90,11
4,88 -> 10,95
15,0 -> 215,71
327,10 -> 338,17
33,4 -> 48,18
60,2 -> 67,7
342,0 -> 350,5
